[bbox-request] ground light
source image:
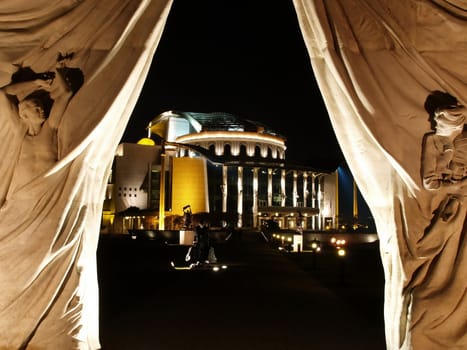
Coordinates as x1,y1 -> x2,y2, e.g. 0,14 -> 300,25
310,239 -> 321,253
337,247 -> 346,257
212,265 -> 228,272
330,236 -> 347,257
171,261 -> 228,271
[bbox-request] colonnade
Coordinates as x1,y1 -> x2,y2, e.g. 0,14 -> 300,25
220,165 -> 327,230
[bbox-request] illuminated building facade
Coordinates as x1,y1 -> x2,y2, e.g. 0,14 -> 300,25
101,111 -> 369,234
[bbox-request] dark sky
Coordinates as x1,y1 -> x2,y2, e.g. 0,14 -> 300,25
122,0 -> 344,170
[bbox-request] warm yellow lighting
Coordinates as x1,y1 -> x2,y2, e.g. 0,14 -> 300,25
101,212 -> 115,228
338,248 -> 346,257
171,157 -> 209,216
148,117 -> 169,139
334,239 -> 347,246
159,152 -> 166,230
176,131 -> 285,147
136,137 -> 155,146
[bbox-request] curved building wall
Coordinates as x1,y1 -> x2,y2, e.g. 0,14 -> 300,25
176,131 -> 286,160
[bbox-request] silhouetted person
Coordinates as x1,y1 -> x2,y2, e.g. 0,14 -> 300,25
182,204 -> 192,229
194,220 -> 210,264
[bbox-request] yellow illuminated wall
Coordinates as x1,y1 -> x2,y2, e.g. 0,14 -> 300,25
171,157 -> 209,216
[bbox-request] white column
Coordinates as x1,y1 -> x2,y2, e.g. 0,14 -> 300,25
222,165 -> 228,212
317,175 -> 323,231
293,170 -> 298,207
252,168 -> 258,228
281,169 -> 286,207
335,170 -> 339,230
303,172 -> 308,208
237,166 -> 243,228
303,172 -> 308,229
267,168 -> 273,207
311,174 -> 316,230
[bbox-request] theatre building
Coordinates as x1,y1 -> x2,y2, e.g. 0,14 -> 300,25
101,110 -> 352,234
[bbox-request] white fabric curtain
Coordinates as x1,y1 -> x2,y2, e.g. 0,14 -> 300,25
1,1 -> 465,349
293,1 -> 466,349
0,1 -> 172,348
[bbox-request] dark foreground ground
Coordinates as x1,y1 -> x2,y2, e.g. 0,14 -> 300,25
97,230 -> 386,350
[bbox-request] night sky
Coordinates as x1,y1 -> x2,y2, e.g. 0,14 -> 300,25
122,0 -> 344,170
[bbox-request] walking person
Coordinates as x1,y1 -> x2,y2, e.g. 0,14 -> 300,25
194,219 -> 210,264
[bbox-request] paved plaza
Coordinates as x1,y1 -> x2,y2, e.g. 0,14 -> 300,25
97,230 -> 386,350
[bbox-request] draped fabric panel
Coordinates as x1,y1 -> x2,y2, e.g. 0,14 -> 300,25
0,1 -> 173,348
293,1 -> 467,349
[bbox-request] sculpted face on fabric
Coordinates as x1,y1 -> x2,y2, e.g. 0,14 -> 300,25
18,95 -> 48,136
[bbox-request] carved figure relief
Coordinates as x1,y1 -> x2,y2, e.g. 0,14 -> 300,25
422,91 -> 467,190
0,54 -> 83,195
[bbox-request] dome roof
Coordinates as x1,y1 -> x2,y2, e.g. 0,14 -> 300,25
148,110 -> 285,140
137,137 -> 156,146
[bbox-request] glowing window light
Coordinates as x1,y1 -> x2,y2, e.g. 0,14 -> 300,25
176,131 -> 285,147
